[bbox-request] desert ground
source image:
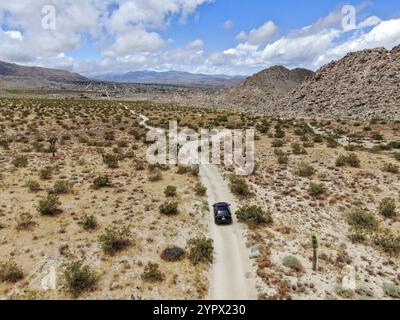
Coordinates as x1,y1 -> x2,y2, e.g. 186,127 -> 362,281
0,97 -> 399,300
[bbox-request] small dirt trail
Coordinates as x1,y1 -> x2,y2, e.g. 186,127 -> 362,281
121,103 -> 257,300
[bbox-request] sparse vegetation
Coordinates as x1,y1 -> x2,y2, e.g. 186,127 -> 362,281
159,201 -> 178,215
37,195 -> 61,216
187,237 -> 213,266
347,208 -> 379,232
294,162 -> 315,177
141,263 -> 165,283
92,175 -> 112,189
379,198 -> 397,219
164,186 -> 177,197
236,206 -> 273,226
229,175 -> 250,196
62,261 -> 97,297
98,226 -> 131,255
0,260 -> 24,283
282,256 -> 304,273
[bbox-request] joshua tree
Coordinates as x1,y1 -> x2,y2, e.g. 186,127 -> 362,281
48,137 -> 58,158
312,235 -> 319,271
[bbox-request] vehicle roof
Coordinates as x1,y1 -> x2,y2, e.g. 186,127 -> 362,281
213,202 -> 230,207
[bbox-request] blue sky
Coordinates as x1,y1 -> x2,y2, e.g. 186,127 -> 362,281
0,0 -> 399,75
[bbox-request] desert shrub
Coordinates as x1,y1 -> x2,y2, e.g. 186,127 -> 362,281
387,141 -> 400,149
102,153 -> 119,168
39,166 -> 53,180
336,286 -> 355,299
37,195 -> 61,216
12,155 -> 28,168
26,180 -> 40,192
159,201 -> 178,215
348,228 -> 368,244
346,153 -> 361,168
194,182 -> 207,196
187,237 -> 214,266
16,213 -> 35,230
272,139 -> 284,148
148,168 -> 162,182
291,142 -> 306,155
141,263 -> 165,283
98,226 -> 131,255
309,183 -> 326,198
229,175 -> 250,196
177,165 -> 188,174
294,162 -> 316,177
62,261 -> 97,297
164,186 -> 177,197
373,230 -> 400,254
383,163 -> 399,174
92,175 -> 112,189
50,180 -> 72,194
282,256 -> 304,272
160,247 -> 185,262
80,215 -> 97,231
236,206 -> 273,226
276,150 -> 289,165
379,198 -> 397,219
326,136 -> 339,148
347,208 -> 379,231
274,128 -> 285,139
336,154 -> 360,168
393,152 -> 400,161
383,284 -> 400,299
371,132 -> 384,141
0,260 -> 24,283
0,139 -> 10,150
189,165 -> 200,177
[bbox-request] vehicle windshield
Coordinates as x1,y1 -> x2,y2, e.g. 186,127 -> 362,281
217,210 -> 230,216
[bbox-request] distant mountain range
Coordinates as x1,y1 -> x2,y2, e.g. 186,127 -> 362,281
90,70 -> 245,88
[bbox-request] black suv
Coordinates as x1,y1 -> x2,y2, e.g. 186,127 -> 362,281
213,202 -> 233,225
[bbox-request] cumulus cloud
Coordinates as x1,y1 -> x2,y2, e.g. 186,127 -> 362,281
235,21 -> 277,46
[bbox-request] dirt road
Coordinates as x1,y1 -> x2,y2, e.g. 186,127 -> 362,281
122,103 -> 257,300
200,165 -> 257,300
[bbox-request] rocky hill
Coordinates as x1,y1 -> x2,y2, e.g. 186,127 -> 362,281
0,60 -> 87,86
274,45 -> 400,120
214,66 -> 313,113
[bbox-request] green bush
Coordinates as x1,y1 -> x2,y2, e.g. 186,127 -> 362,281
373,230 -> 400,254
98,226 -> 131,255
236,206 -> 273,226
379,198 -> 397,219
347,208 -> 379,231
294,162 -> 316,177
102,153 -> 119,168
16,213 -> 35,230
141,263 -> 165,283
276,151 -> 289,165
336,154 -> 360,168
159,201 -> 178,215
282,256 -> 304,272
39,166 -> 53,180
148,168 -> 162,182
62,261 -> 97,297
383,163 -> 399,174
194,183 -> 207,196
80,215 -> 97,231
383,283 -> 400,299
12,155 -> 28,168
291,143 -> 306,155
37,195 -> 61,216
187,237 -> 214,265
0,260 -> 24,283
92,175 -> 112,189
309,183 -> 326,198
26,180 -> 40,192
50,180 -> 72,194
272,140 -> 284,148
164,186 -> 177,197
229,175 -> 250,196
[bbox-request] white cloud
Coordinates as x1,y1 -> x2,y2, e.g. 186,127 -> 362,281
236,21 -> 277,46
358,16 -> 382,29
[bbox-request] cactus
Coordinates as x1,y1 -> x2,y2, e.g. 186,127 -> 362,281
312,235 -> 319,271
48,137 -> 58,158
